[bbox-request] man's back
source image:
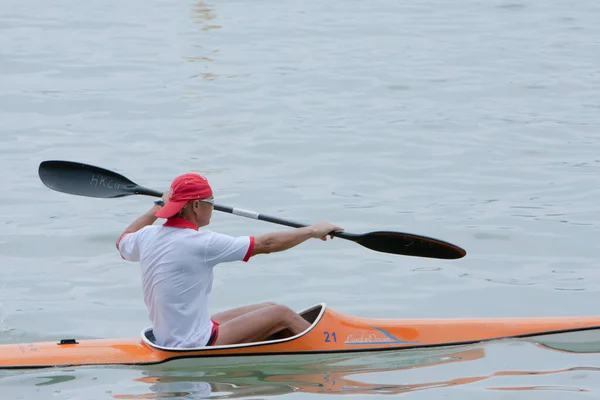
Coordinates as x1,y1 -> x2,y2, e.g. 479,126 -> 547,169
118,219 -> 252,347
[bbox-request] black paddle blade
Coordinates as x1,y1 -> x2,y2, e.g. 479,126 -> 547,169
38,160 -> 162,198
341,231 -> 466,260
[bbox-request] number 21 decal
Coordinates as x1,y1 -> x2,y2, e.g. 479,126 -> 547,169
324,331 -> 337,343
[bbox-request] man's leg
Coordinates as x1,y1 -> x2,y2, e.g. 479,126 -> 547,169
211,302 -> 276,325
214,304 -> 311,345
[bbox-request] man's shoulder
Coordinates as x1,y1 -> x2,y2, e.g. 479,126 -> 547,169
191,230 -> 227,241
140,225 -> 161,234
199,230 -> 245,239
188,230 -> 250,245
159,227 -> 218,240
129,225 -> 163,241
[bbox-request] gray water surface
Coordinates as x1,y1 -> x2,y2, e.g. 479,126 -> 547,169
2,0 -> 600,398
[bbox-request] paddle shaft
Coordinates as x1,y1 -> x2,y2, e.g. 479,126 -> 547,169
38,160 -> 467,259
139,187 -> 348,238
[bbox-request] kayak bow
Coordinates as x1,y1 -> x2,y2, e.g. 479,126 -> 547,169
2,303 -> 600,370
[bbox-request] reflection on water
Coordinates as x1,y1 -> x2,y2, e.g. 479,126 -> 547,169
115,364 -> 600,399
35,374 -> 77,386
490,386 -> 589,392
187,1 -> 220,82
110,347 -> 484,398
191,1 -> 220,31
106,345 -> 600,399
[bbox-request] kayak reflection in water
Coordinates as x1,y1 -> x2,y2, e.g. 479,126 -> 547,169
116,172 -> 343,348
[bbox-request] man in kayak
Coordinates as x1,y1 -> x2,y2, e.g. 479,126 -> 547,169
116,173 -> 342,349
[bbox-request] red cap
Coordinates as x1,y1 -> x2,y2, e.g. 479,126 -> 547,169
155,173 -> 213,218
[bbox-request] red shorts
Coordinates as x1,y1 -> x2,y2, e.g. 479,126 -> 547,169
206,319 -> 220,346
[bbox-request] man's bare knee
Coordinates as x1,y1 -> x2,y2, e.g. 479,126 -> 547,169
271,305 -> 298,320
262,301 -> 277,307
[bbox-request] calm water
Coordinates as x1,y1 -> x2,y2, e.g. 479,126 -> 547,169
2,0 -> 600,398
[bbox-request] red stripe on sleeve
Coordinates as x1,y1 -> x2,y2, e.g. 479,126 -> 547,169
117,232 -> 131,250
243,236 -> 255,262
117,232 -> 132,259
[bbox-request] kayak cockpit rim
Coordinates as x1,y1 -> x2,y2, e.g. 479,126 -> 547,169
141,302 -> 327,352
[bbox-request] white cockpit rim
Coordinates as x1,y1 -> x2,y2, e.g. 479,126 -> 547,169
141,302 -> 327,352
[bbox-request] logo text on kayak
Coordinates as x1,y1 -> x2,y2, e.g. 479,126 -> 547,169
345,328 -> 419,345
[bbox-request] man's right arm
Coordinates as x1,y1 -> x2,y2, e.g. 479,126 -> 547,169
252,222 -> 343,256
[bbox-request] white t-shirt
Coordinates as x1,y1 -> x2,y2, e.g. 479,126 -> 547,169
117,217 -> 254,348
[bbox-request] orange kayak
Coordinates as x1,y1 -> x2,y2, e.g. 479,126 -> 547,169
2,303 -> 600,370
